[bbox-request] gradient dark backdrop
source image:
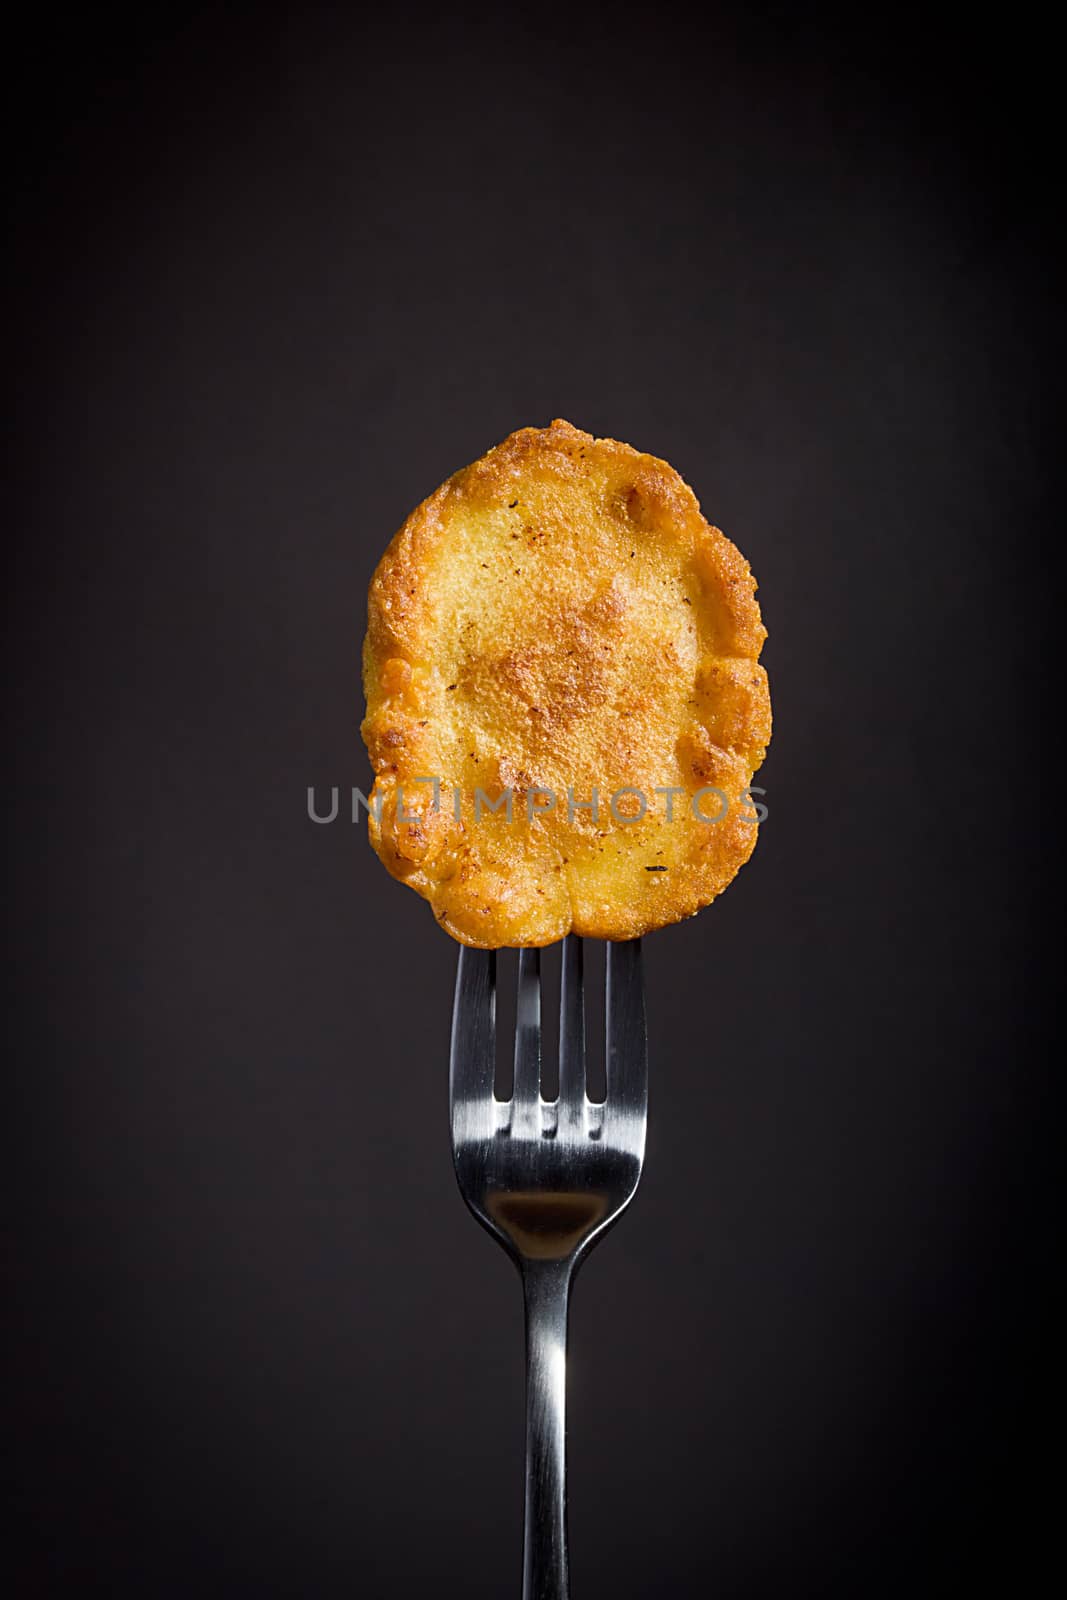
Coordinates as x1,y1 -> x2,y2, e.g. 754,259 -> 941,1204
7,8 -> 1057,1597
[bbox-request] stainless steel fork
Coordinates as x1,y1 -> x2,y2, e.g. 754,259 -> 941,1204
449,934 -> 648,1600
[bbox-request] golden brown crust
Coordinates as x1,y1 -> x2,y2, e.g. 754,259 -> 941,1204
361,419 -> 771,946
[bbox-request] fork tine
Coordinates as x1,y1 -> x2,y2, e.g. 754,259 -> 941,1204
606,939 -> 647,1111
449,947 -> 496,1106
559,934 -> 585,1106
513,947 -> 542,1104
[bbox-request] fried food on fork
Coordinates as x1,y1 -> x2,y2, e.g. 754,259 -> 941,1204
361,419 -> 770,947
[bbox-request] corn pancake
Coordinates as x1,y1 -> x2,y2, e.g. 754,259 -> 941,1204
361,419 -> 770,946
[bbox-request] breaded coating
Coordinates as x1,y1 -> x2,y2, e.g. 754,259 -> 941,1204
361,419 -> 771,946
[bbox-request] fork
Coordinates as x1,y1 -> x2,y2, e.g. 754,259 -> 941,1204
449,934 -> 648,1600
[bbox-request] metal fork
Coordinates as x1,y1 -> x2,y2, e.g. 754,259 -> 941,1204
449,934 -> 648,1600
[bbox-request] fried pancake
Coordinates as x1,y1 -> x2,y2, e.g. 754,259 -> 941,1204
361,419 -> 771,947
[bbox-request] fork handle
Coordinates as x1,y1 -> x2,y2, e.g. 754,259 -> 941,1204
521,1259 -> 572,1600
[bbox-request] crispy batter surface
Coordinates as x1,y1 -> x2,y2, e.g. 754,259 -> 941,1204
361,420 -> 770,947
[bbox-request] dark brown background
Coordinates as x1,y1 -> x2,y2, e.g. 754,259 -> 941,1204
7,6 -> 1057,1596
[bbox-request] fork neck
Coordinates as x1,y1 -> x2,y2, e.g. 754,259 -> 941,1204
521,1258 -> 572,1387
521,1254 -> 573,1303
